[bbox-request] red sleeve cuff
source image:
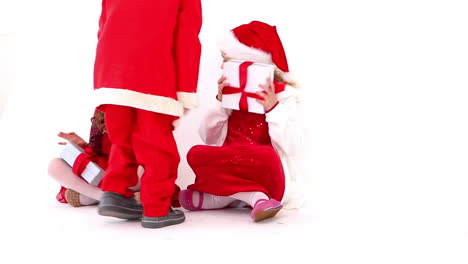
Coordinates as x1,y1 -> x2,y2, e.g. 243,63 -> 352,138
266,102 -> 280,113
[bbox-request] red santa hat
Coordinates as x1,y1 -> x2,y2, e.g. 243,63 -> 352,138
218,21 -> 295,83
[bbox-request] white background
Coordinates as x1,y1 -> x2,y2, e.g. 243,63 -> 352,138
1,0 -> 467,263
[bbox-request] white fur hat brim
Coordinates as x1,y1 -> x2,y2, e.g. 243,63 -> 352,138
217,31 -> 298,85
217,31 -> 273,65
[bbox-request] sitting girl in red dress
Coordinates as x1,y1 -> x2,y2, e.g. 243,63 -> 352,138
49,110 -> 180,208
49,110 -> 115,207
180,21 -> 305,222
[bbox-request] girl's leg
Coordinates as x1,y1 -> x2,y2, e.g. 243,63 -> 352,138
193,191 -> 236,209
180,190 -> 237,210
180,189 -> 283,222
48,158 -> 103,205
180,190 -> 272,210
228,192 -> 269,207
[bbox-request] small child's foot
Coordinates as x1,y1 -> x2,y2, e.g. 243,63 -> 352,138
179,189 -> 204,210
98,192 -> 143,219
141,208 -> 185,229
134,192 -> 141,204
250,199 -> 283,222
64,189 -> 81,207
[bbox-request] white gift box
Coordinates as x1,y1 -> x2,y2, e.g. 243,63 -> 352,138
222,60 -> 274,114
60,142 -> 104,186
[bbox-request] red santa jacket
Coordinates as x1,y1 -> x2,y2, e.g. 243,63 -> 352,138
93,0 -> 202,116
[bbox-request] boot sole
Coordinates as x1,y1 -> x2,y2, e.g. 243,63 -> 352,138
253,206 -> 282,222
141,215 -> 186,229
98,205 -> 142,220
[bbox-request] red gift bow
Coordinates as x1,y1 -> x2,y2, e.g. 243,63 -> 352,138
223,61 -> 286,112
72,147 -> 108,176
56,147 -> 108,204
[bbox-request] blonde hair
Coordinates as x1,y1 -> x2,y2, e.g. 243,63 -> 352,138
274,68 -> 297,88
91,110 -> 106,133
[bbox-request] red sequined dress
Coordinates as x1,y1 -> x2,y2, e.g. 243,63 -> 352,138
187,110 -> 285,201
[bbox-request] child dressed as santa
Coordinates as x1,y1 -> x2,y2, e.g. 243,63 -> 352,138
180,21 -> 305,222
93,0 -> 202,228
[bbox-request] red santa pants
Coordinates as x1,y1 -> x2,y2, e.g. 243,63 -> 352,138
102,105 -> 179,217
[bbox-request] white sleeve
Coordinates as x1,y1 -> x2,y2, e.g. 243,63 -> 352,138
199,102 -> 231,145
265,94 -> 304,156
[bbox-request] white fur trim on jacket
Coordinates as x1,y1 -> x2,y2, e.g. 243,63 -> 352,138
177,92 -> 199,109
199,85 -> 306,209
218,31 -> 273,65
94,88 -> 184,116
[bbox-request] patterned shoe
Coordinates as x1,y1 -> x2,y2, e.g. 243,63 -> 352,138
250,199 -> 283,222
98,192 -> 143,220
141,208 -> 185,229
64,189 -> 81,207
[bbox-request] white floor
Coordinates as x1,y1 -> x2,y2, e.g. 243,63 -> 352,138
2,172 -> 467,264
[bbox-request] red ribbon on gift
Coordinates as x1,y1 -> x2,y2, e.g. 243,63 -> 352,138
223,61 -> 264,112
223,61 -> 286,112
72,147 -> 108,176
56,146 -> 108,204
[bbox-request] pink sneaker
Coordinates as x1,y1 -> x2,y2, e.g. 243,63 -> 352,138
179,189 -> 204,211
250,199 -> 283,222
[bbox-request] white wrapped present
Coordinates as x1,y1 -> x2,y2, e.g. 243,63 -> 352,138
222,60 -> 274,114
60,142 -> 104,186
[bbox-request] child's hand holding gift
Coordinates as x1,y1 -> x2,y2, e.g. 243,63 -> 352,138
216,76 -> 229,102
257,78 -> 278,112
